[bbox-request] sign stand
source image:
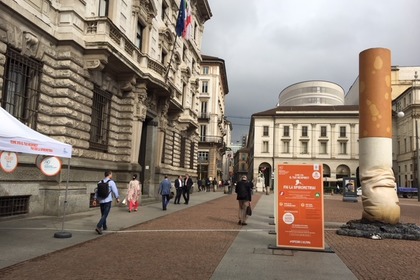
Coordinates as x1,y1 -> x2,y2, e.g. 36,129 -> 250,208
275,164 -> 326,251
267,244 -> 335,253
54,158 -> 72,239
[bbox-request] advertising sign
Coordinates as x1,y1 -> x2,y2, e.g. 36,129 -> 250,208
342,177 -> 358,202
0,151 -> 18,173
276,164 -> 324,250
38,156 -> 62,176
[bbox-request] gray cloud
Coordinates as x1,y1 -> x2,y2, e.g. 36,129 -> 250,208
201,0 -> 420,142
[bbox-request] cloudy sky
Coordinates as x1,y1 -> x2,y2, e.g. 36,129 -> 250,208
201,0 -> 420,143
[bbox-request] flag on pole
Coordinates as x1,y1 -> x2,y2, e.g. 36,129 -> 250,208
182,1 -> 192,40
175,0 -> 186,37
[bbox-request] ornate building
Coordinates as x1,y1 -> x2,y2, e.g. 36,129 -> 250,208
248,81 -> 359,190
197,55 -> 230,183
0,0 -> 212,216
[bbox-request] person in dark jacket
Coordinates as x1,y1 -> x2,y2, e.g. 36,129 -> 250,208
235,175 -> 253,225
174,175 -> 183,204
183,174 -> 193,204
159,175 -> 172,210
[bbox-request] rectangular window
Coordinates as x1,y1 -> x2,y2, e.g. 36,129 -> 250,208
301,142 -> 308,154
182,83 -> 186,107
136,21 -> 145,50
202,81 -> 208,93
99,0 -> 109,17
190,142 -> 194,169
302,126 -> 308,137
410,136 -> 413,151
283,141 -> 290,153
2,48 -> 42,129
262,141 -> 269,153
172,132 -> 175,163
161,1 -> 168,21
263,126 -> 269,136
183,45 -> 187,61
194,22 -> 198,40
89,85 -> 111,151
283,126 -> 289,137
180,137 -> 186,168
200,101 -> 208,118
161,132 -> 166,163
320,142 -> 327,154
198,151 -> 208,162
0,195 -> 30,217
200,125 -> 207,142
202,66 -> 209,74
161,50 -> 167,65
340,126 -> 346,137
339,142 -> 347,154
320,126 -> 327,137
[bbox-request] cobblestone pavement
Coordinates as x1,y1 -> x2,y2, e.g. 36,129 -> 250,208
0,194 -> 261,280
324,195 -> 420,280
0,193 -> 419,280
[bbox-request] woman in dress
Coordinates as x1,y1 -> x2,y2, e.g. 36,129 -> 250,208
127,174 -> 141,212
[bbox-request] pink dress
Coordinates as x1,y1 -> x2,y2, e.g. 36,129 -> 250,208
127,179 -> 141,212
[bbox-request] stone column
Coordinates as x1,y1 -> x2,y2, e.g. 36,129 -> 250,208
330,124 -> 336,156
292,124 -> 298,158
311,123 -> 316,157
350,123 -> 357,159
359,47 -> 400,224
131,83 -> 147,163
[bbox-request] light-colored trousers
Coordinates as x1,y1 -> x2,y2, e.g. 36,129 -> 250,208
238,200 -> 250,222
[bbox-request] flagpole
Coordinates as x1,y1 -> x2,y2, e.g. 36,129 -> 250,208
164,34 -> 178,83
166,0 -> 185,83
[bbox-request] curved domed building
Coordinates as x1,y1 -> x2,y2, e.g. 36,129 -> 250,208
278,80 -> 345,106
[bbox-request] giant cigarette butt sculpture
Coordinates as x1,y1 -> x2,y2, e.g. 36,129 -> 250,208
359,48 -> 400,224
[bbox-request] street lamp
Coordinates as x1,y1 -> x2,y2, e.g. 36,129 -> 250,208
416,119 -> 420,202
397,111 -> 420,202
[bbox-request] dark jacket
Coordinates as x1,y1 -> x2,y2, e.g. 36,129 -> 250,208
235,180 -> 253,201
184,177 -> 193,188
174,178 -> 183,189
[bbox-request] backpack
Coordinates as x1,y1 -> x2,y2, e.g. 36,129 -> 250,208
97,180 -> 111,199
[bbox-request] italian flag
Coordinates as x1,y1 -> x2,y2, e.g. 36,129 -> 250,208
182,0 -> 192,39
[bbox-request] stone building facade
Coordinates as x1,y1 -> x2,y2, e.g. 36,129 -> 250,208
0,0 -> 212,216
197,55 -> 229,183
247,80 -> 359,190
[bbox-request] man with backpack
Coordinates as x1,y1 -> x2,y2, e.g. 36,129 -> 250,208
92,170 -> 120,235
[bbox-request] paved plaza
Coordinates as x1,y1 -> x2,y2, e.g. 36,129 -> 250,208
0,190 -> 419,279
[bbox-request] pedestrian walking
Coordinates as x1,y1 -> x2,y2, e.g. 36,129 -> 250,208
212,177 -> 218,192
92,170 -> 120,234
174,175 -> 183,204
159,175 -> 172,210
197,178 -> 203,192
205,177 -> 211,192
183,174 -> 193,204
126,174 -> 141,212
235,175 -> 253,226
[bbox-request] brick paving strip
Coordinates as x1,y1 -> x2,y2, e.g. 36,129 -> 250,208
0,194 -> 261,280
